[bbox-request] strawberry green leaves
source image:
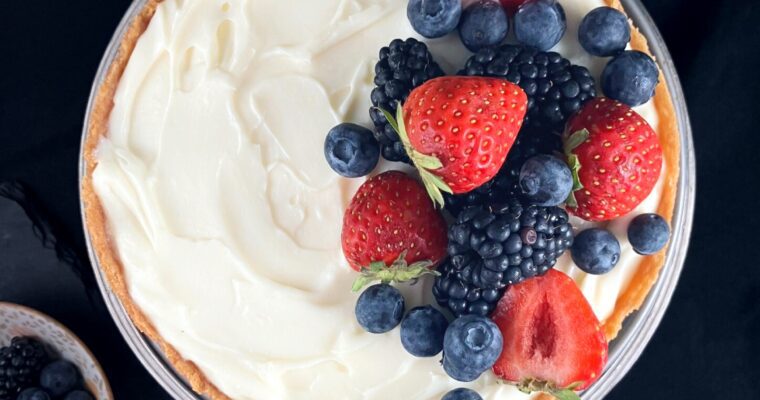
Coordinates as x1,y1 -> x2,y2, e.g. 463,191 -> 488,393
515,378 -> 582,400
563,129 -> 589,208
351,252 -> 439,292
376,105 -> 453,208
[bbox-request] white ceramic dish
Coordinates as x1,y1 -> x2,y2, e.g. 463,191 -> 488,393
0,302 -> 113,400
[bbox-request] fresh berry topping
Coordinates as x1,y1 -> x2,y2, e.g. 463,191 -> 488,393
442,388 -> 483,400
16,388 -> 50,400
387,76 -> 526,205
563,97 -> 663,221
39,360 -> 79,397
519,154 -> 573,207
433,198 -> 573,317
324,123 -> 380,178
458,0 -> 509,52
492,270 -> 608,395
407,0 -> 462,39
578,6 -> 631,57
342,171 -> 447,285
0,337 -> 48,400
499,0 -> 529,15
571,228 -> 621,274
514,0 -> 567,51
400,306 -> 449,357
444,126 -> 563,215
355,284 -> 405,334
461,45 -> 596,133
628,213 -> 670,255
370,38 -> 445,162
601,50 -> 659,106
442,315 -> 503,382
63,391 -> 94,400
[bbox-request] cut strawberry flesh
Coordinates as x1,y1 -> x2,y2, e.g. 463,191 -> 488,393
492,269 -> 608,391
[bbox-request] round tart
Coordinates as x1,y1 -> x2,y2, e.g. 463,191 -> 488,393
81,0 -> 680,399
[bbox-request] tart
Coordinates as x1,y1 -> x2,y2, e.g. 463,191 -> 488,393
81,0 -> 680,399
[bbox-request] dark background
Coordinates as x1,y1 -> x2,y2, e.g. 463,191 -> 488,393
1,0 -> 759,399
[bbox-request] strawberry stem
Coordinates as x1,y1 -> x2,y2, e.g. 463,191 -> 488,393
351,251 -> 439,292
515,379 -> 582,400
375,104 -> 452,208
563,129 -> 589,208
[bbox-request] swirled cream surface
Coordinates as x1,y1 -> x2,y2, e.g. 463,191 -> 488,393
92,0 -> 664,398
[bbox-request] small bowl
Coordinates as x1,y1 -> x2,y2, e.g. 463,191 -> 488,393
0,302 -> 113,400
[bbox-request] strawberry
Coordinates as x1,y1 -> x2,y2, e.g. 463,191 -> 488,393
341,171 -> 448,290
492,269 -> 608,398
500,0 -> 528,14
563,97 -> 663,222
379,76 -> 527,206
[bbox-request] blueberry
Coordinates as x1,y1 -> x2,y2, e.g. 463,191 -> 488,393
578,6 -> 631,56
442,388 -> 483,400
408,0 -> 462,39
514,0 -> 567,51
39,360 -> 80,397
400,306 -> 449,357
602,50 -> 659,106
442,315 -> 503,382
324,123 -> 380,178
355,284 -> 405,333
519,155 -> 573,207
571,228 -> 621,275
458,0 -> 509,52
16,388 -> 51,400
628,213 -> 670,255
63,390 -> 95,400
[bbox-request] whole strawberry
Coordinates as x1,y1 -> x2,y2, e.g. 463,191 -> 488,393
492,269 -> 608,398
342,171 -> 448,290
380,76 -> 527,206
564,97 -> 662,221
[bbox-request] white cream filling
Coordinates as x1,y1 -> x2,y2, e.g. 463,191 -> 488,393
92,0 -> 664,399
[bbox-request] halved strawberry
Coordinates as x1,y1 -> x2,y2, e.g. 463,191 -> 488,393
492,269 -> 608,398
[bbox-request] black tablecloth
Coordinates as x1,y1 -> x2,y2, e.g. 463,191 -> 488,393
1,0 -> 759,398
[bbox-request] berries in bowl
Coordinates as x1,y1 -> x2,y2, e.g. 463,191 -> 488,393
0,303 -> 111,400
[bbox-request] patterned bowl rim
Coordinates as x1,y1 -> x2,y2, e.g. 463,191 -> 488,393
0,301 -> 114,399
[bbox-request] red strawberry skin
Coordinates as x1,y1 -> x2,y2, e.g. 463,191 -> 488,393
403,76 -> 527,194
565,97 -> 663,222
492,269 -> 608,391
341,171 -> 447,271
500,0 -> 528,14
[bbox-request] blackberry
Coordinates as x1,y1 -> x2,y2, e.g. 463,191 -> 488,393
460,44 -> 596,133
369,38 -> 444,162
444,126 -> 562,216
433,199 -> 573,317
0,337 -> 48,400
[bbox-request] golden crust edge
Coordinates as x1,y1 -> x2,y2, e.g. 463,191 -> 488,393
80,1 -> 682,399
80,0 -> 229,399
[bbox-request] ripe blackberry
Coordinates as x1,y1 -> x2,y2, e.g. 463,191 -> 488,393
0,337 -> 48,400
444,126 -> 562,216
433,199 -> 573,317
460,44 -> 596,133
369,38 -> 444,162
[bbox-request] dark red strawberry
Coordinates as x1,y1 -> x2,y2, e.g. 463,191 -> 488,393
380,76 -> 527,206
500,0 -> 529,14
492,269 -> 608,397
564,97 -> 663,221
341,171 -> 448,290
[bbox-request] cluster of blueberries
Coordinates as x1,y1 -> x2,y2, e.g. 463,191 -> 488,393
409,0 -> 658,107
355,284 -> 499,400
